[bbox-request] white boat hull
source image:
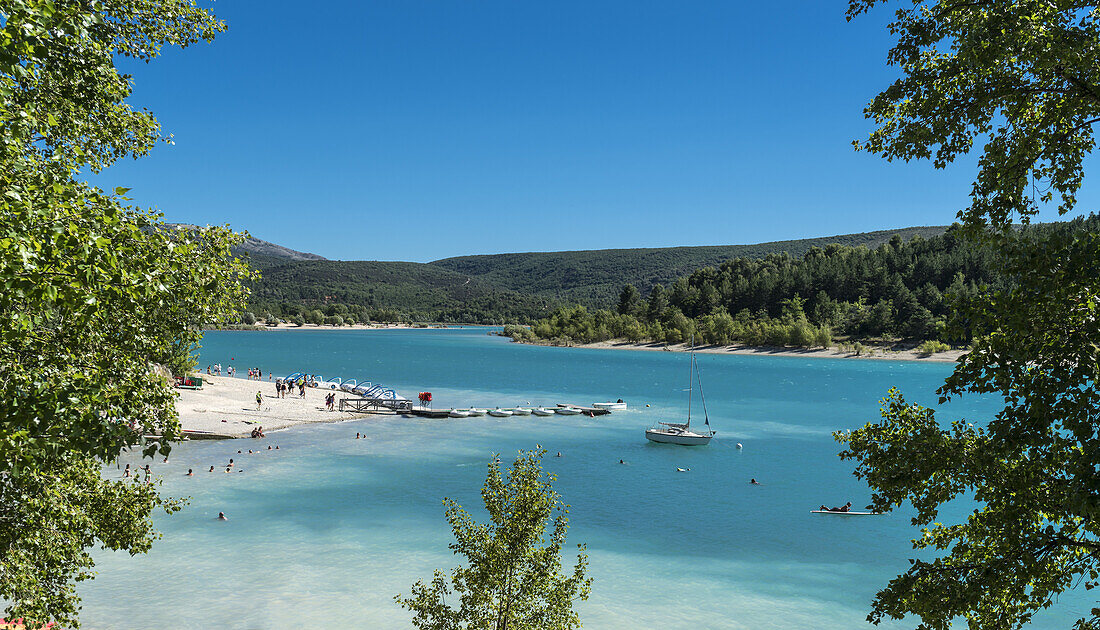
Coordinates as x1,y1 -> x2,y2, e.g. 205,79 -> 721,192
467,408 -> 486,417
592,402 -> 627,410
645,428 -> 714,446
531,408 -> 554,416
448,410 -> 470,418
555,407 -> 581,415
510,408 -> 532,416
488,409 -> 513,417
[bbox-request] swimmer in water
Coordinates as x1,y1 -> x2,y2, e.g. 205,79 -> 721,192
208,465 -> 215,472
750,478 -> 760,485
186,469 -> 193,476
619,459 -> 625,464
556,452 -> 562,458
218,512 -> 228,521
228,458 -> 234,468
677,467 -> 690,472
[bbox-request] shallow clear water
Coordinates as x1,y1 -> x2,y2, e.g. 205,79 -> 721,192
78,329 -> 1089,628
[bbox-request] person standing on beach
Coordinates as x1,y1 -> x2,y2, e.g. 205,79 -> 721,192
256,391 -> 263,410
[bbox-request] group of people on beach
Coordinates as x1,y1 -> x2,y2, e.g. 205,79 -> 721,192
245,367 -> 264,380
206,363 -> 228,376
325,392 -> 337,411
275,379 -> 305,398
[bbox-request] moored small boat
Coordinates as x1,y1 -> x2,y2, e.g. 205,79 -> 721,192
592,401 -> 627,410
645,337 -> 716,446
531,407 -> 554,416
467,408 -> 487,417
488,408 -> 513,417
555,407 -> 581,415
510,407 -> 532,416
448,409 -> 471,418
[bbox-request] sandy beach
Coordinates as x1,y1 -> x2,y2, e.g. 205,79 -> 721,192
528,339 -> 967,363
174,374 -> 384,438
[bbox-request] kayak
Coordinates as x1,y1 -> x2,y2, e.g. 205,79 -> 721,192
810,510 -> 880,515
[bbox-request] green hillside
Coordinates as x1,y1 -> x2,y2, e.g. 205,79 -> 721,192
246,226 -> 950,324
250,260 -> 557,323
428,226 -> 948,306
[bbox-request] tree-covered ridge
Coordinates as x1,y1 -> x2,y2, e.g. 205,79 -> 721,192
250,260 -> 557,324
246,226 -> 950,324
429,226 -> 948,306
523,215 -> 1099,347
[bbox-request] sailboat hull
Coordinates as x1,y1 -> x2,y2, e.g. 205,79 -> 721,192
645,428 -> 714,446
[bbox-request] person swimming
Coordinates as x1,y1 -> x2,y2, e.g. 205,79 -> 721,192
217,512 -> 228,520
750,478 -> 760,485
677,467 -> 690,472
186,469 -> 193,476
619,459 -> 625,464
555,452 -> 562,458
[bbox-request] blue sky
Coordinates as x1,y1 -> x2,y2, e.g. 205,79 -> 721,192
95,1 -> 1091,262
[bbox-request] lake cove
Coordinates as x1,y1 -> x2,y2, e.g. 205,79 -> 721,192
81,328 -> 1090,628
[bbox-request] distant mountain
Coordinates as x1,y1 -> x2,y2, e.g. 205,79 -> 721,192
164,223 -> 327,269
233,235 -> 326,269
428,226 -> 949,305
245,225 -> 951,322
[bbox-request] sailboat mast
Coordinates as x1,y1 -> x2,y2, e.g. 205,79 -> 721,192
686,335 -> 694,428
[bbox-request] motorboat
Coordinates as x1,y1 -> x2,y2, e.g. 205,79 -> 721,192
466,408 -> 487,417
555,407 -> 581,416
488,408 -> 514,417
645,338 -> 716,446
531,407 -> 554,416
448,409 -> 471,418
510,407 -> 532,416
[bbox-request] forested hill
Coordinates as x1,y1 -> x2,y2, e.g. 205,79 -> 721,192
428,226 -> 948,306
245,225 -> 950,324
520,215 -> 1100,348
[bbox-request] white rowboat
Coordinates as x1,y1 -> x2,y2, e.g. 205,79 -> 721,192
592,401 -> 627,410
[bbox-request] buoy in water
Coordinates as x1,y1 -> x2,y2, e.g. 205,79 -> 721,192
736,443 -> 743,449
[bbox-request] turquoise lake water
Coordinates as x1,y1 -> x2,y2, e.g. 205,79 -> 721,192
79,328 -> 1089,628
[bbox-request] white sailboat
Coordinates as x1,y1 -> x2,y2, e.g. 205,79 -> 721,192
645,338 -> 716,446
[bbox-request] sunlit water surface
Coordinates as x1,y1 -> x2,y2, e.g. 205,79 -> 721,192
78,328 -> 1090,628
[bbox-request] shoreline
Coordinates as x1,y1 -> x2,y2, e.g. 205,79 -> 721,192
513,338 -> 966,363
174,374 -> 386,438
206,322 -> 483,332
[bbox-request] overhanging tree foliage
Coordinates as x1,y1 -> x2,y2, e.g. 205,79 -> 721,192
839,1 -> 1100,628
396,449 -> 592,630
1,2 -> 251,627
